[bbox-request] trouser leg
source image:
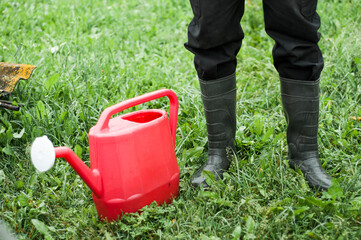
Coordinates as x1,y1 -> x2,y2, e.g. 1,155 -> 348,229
185,0 -> 245,80
263,1 -> 331,190
184,0 -> 243,187
263,0 -> 324,81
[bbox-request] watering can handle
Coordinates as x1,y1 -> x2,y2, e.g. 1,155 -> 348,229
97,89 -> 179,146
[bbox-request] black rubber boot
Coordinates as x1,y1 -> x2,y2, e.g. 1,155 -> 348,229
280,77 -> 332,191
191,73 -> 237,188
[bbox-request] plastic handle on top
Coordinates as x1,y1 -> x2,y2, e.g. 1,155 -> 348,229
96,89 -> 178,146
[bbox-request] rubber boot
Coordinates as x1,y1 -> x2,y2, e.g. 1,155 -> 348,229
280,77 -> 332,191
191,73 -> 237,188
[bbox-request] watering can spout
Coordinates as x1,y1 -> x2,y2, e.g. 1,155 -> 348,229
54,147 -> 103,198
31,136 -> 103,198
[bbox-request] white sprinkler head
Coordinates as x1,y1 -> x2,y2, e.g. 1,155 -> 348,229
30,136 -> 56,172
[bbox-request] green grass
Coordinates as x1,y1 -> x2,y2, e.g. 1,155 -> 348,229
1,0 -> 361,239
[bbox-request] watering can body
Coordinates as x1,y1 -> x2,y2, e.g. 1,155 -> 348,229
55,89 -> 179,221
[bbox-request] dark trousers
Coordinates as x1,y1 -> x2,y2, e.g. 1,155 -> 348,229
184,0 -> 324,81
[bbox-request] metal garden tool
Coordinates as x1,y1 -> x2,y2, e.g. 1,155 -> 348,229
0,62 -> 36,110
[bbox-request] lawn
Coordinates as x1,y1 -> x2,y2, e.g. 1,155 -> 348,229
0,0 -> 361,239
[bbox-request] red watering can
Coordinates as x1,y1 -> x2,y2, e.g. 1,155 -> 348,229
31,89 -> 180,221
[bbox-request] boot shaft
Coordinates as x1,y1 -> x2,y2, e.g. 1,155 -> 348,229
280,77 -> 320,157
199,73 -> 237,149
